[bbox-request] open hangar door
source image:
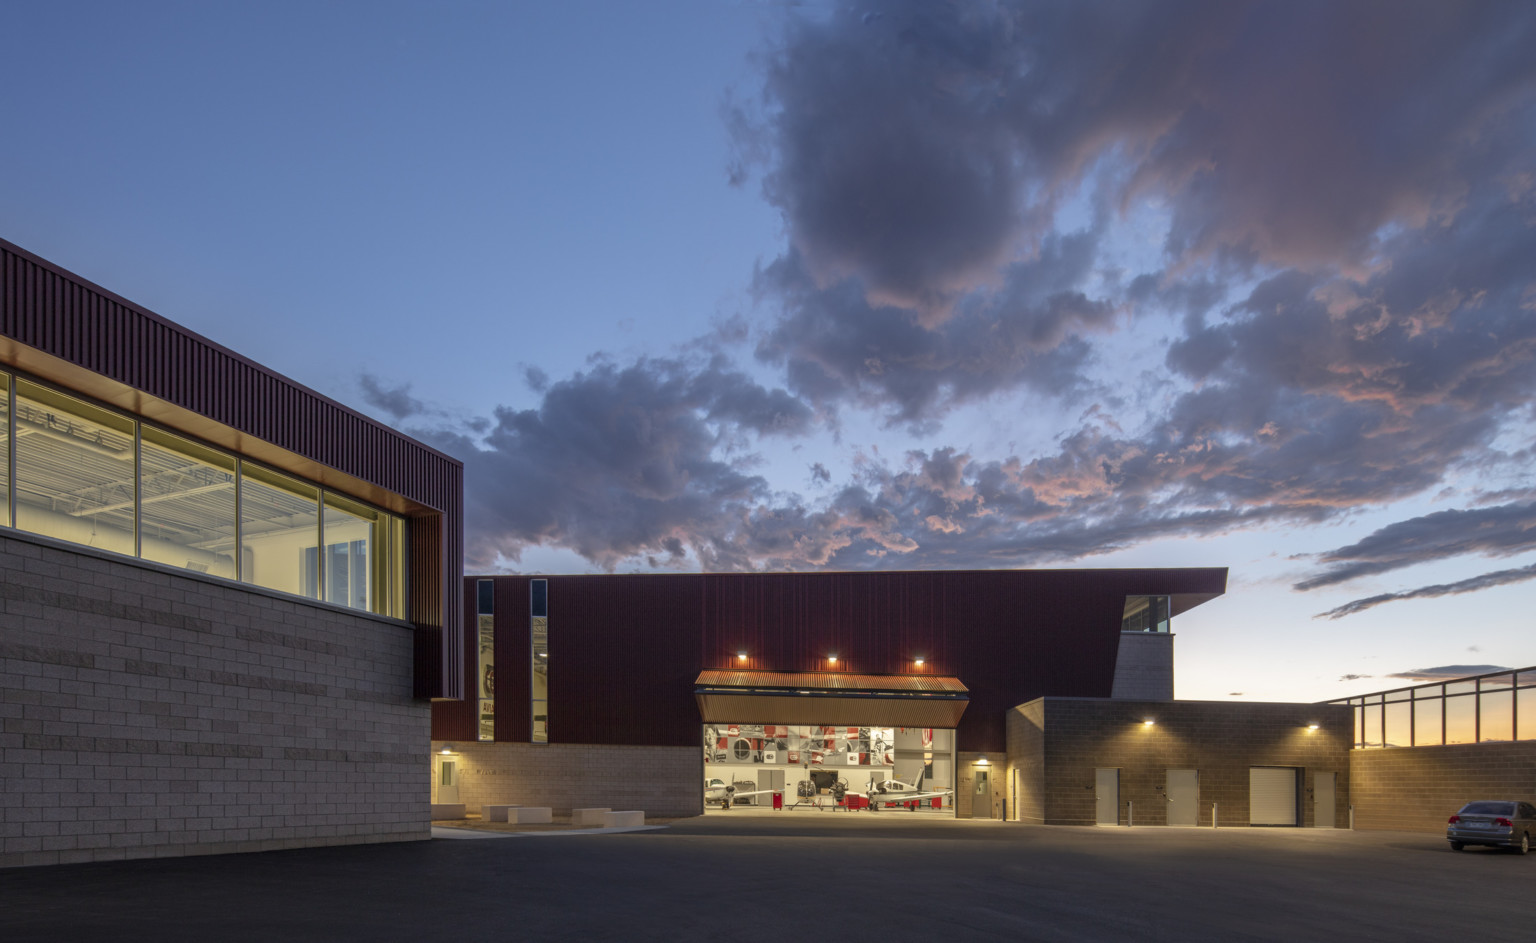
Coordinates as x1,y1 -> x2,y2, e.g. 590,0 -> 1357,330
703,724 -> 956,812
695,670 -> 968,814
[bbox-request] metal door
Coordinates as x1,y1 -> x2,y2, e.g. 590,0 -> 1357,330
1166,769 -> 1198,826
1313,771 -> 1335,828
1095,768 -> 1119,825
436,757 -> 460,804
1250,767 -> 1299,826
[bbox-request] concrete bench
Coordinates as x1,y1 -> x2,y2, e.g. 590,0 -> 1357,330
571,807 -> 611,827
482,804 -> 521,822
509,806 -> 552,824
602,810 -> 644,827
430,803 -> 467,820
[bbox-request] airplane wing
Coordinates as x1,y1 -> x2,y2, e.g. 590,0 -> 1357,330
865,790 -> 953,806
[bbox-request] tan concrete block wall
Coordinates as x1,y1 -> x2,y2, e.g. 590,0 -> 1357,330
1,533 -> 430,869
1031,698 -> 1352,827
1005,700 -> 1045,823
434,741 -> 701,817
1349,740 -> 1536,833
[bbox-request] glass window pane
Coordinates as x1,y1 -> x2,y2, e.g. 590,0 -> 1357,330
1445,680 -> 1476,695
1121,595 -> 1170,632
1445,695 -> 1476,744
1413,697 -> 1442,746
138,427 -> 236,578
1479,690 -> 1513,742
374,512 -> 407,619
1385,689 -> 1410,702
1519,688 -> 1536,742
13,380 -> 136,556
240,463 -> 319,598
1362,703 -> 1383,748
1,371 -> 9,528
321,492 -> 376,611
531,578 -> 548,743
1480,673 -> 1514,691
1384,700 -> 1411,747
1414,684 -> 1444,699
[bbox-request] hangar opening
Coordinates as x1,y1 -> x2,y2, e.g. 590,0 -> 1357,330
696,670 -> 967,814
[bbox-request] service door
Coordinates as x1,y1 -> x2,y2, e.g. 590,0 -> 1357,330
1095,768 -> 1119,826
436,757 -> 460,804
1166,769 -> 1198,826
1249,767 -> 1298,826
1314,771 -> 1335,828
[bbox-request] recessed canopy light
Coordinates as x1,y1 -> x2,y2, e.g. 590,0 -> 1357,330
828,655 -> 838,664
914,657 -> 925,667
1307,724 -> 1320,730
737,651 -> 748,661
1143,719 -> 1155,726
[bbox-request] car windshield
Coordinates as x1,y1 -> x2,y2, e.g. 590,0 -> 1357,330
1459,801 -> 1515,816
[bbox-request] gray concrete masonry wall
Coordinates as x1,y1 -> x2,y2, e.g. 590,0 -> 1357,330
1350,740 -> 1536,833
432,741 -> 702,818
1006,698 -> 1353,827
1,532 -> 430,868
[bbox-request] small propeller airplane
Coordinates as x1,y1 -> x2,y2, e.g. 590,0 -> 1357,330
852,769 -> 953,809
704,777 -> 778,810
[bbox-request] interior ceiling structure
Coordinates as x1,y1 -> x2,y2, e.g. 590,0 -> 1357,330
8,398 -> 314,547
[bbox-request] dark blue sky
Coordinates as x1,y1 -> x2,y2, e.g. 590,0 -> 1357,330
4,1 -> 1535,701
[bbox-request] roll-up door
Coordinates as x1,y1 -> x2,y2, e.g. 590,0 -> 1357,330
1249,767 -> 1298,826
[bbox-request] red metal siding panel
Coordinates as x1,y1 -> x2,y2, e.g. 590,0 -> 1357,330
448,568 -> 1226,752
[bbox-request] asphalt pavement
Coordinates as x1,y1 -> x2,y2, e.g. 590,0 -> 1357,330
3,815 -> 1532,942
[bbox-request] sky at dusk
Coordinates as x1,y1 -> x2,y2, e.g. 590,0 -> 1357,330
4,1 -> 1535,703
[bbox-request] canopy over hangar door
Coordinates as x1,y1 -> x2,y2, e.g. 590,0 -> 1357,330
694,670 -> 969,728
1249,767 -> 1300,826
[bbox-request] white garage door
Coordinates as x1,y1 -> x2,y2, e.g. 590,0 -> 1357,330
1249,767 -> 1298,826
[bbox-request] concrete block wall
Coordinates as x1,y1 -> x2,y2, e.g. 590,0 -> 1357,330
1109,632 -> 1174,700
1005,698 -> 1352,827
1004,700 -> 1045,823
1,532 -> 430,869
1349,740 -> 1536,833
434,741 -> 701,817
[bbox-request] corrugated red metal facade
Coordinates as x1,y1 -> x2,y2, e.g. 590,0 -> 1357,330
438,568 -> 1227,752
0,237 -> 464,699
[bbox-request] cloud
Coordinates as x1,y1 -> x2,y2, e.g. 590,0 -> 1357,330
418,356 -> 815,570
1316,563 -> 1536,619
358,374 -> 426,421
1337,674 -> 1371,682
741,0 -> 1536,311
1384,665 -> 1511,682
417,2 -> 1536,581
1296,502 -> 1536,590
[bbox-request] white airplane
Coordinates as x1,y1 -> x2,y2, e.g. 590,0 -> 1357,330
853,770 -> 953,809
704,777 -> 778,810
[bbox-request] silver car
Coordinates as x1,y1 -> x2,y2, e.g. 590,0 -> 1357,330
1446,800 -> 1535,854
